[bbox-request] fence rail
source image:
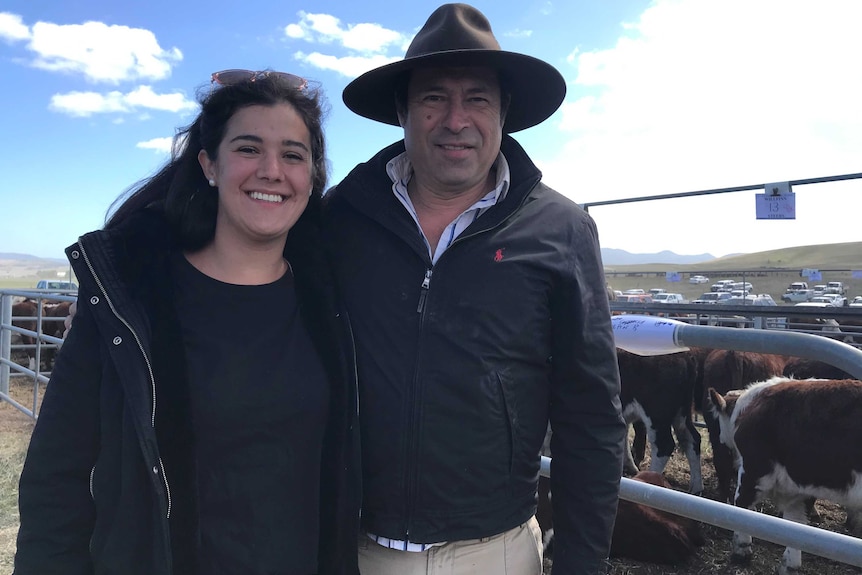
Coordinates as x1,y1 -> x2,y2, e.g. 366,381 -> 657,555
1,289 -> 76,418
4,289 -> 862,569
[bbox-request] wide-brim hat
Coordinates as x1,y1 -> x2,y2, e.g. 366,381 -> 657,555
342,3 -> 566,133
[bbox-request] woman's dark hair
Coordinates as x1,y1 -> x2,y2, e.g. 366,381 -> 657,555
106,73 -> 329,251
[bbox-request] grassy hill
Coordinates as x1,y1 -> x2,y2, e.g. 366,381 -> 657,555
604,241 -> 862,304
604,241 -> 862,274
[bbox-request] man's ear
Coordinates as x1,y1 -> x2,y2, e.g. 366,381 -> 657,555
395,101 -> 406,128
500,93 -> 511,127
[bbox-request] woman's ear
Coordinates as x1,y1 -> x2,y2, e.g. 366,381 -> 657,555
198,149 -> 215,183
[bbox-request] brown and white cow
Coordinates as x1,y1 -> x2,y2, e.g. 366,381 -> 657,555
700,350 -> 787,502
617,348 -> 703,494
11,298 -> 40,345
708,377 -> 862,575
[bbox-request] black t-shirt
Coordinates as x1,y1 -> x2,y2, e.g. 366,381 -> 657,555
172,254 -> 330,575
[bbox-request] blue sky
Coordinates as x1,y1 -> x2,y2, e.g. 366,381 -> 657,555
1,0 -> 860,259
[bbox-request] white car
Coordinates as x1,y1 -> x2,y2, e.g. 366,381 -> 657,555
850,296 -> 862,308
692,292 -> 732,304
806,295 -> 845,307
653,293 -> 687,304
689,275 -> 709,284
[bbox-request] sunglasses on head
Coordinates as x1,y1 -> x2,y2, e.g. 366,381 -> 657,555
210,69 -> 308,91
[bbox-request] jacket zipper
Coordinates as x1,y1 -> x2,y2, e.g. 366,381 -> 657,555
416,269 -> 433,313
402,183 -> 537,541
77,241 -> 173,520
405,269 -> 432,541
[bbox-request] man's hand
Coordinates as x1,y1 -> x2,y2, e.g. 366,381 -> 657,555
63,301 -> 77,339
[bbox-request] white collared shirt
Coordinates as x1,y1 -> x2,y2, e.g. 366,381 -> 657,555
386,151 -> 511,264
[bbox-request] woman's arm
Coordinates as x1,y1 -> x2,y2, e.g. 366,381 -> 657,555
15,290 -> 102,575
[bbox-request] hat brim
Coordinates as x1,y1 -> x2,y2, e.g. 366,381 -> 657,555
342,50 -> 567,133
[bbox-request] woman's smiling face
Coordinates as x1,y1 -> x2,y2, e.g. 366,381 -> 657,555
198,102 -> 313,248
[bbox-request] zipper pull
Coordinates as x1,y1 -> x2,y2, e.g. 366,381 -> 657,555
417,269 -> 433,313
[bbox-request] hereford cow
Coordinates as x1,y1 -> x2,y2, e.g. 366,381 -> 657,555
537,471 -> 705,565
700,350 -> 786,502
782,356 -> 854,380
708,378 -> 862,575
11,299 -> 40,345
617,349 -> 703,494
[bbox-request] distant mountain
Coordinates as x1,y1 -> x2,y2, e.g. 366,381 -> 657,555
0,253 -> 67,266
601,248 -> 719,266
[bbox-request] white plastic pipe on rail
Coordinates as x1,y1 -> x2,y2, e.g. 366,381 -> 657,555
611,314 -> 862,379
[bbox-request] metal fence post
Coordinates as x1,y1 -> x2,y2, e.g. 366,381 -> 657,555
0,295 -> 10,396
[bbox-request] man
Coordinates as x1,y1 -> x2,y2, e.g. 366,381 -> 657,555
323,4 -> 626,574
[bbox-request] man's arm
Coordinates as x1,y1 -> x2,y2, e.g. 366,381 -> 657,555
548,214 -> 626,575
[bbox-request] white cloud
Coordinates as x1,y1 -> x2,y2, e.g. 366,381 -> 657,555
294,51 -> 400,78
136,137 -> 173,153
504,29 -> 533,39
124,85 -> 197,113
287,11 -> 405,53
537,0 -> 862,257
49,86 -> 196,117
15,17 -> 182,83
284,12 -> 406,77
0,12 -> 30,42
284,23 -> 305,39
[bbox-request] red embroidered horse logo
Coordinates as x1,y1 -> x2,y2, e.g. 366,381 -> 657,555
494,248 -> 504,262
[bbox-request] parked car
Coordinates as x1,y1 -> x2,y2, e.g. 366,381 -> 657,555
623,288 -> 645,295
689,275 -> 709,284
808,294 -> 846,307
617,294 -> 653,303
812,284 -> 827,295
648,288 -> 667,296
35,280 -> 78,293
786,281 -> 808,292
652,293 -> 687,304
794,300 -> 832,309
731,282 -> 754,293
850,296 -> 862,308
719,294 -> 777,306
710,279 -> 736,292
692,292 -> 732,304
781,289 -> 814,303
826,281 -> 847,295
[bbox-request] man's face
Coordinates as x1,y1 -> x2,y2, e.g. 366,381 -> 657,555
399,67 -> 505,196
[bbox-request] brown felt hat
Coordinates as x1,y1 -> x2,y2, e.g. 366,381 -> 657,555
342,3 -> 566,133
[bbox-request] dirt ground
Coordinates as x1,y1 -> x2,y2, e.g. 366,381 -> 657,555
0,379 -> 38,572
544,431 -> 862,575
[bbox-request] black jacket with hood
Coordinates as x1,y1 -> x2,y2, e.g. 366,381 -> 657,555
14,205 -> 361,575
323,135 -> 626,574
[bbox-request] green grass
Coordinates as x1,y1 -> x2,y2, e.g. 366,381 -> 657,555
0,279 -> 39,289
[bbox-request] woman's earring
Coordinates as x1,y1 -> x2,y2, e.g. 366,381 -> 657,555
308,187 -> 313,197
208,179 -> 216,187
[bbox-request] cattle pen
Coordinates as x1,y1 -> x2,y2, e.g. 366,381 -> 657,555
3,288 -> 862,572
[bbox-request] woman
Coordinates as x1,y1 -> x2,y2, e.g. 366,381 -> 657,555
14,70 -> 360,575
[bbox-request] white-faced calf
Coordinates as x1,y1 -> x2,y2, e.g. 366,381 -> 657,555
708,377 -> 862,575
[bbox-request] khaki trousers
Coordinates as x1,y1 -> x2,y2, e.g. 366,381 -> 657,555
357,516 -> 543,575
